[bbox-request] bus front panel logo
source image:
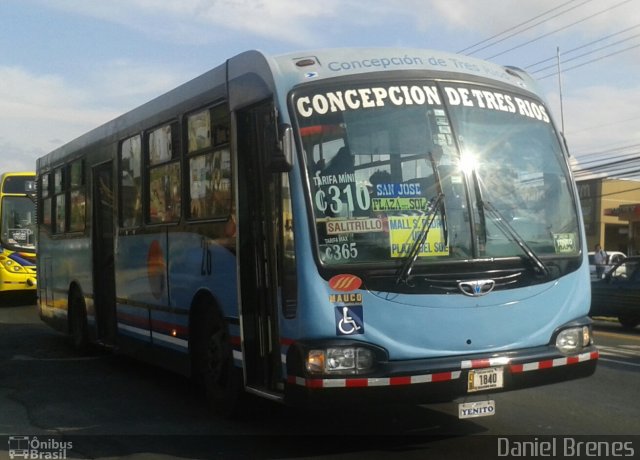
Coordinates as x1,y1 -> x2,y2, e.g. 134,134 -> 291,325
147,240 -> 166,300
329,274 -> 362,292
458,279 -> 495,297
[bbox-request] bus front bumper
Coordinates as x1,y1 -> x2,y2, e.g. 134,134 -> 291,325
283,343 -> 598,407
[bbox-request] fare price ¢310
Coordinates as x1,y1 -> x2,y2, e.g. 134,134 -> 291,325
315,184 -> 371,214
314,183 -> 431,215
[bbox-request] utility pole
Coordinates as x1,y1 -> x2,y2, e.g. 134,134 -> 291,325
556,46 -> 565,133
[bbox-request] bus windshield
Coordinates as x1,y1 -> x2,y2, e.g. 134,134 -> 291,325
1,196 -> 36,251
294,80 -> 580,268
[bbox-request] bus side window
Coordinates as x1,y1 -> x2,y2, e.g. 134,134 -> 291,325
147,123 -> 181,224
120,135 -> 142,228
187,105 -> 231,220
69,159 -> 86,232
53,167 -> 65,234
40,173 -> 53,231
149,163 -> 181,223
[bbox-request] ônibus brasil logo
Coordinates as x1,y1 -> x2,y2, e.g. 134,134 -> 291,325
8,436 -> 73,459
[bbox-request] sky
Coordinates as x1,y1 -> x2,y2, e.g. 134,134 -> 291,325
1,0 -> 640,178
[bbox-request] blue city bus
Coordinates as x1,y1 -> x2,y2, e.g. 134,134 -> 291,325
36,48 -> 597,417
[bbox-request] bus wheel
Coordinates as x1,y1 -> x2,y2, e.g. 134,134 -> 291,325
193,308 -> 242,417
68,288 -> 89,351
618,314 -> 640,330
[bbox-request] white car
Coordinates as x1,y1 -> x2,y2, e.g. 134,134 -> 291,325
588,250 -> 626,280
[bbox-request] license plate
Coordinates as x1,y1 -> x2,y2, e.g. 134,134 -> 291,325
467,366 -> 504,392
458,400 -> 496,419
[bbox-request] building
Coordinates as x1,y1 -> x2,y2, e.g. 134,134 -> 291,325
577,177 -> 640,256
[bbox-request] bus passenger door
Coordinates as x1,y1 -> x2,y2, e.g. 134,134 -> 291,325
237,100 -> 283,393
92,162 -> 117,345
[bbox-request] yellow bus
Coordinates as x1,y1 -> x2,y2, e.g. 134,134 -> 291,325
0,172 -> 37,294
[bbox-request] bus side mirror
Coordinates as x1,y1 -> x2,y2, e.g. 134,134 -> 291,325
269,124 -> 293,173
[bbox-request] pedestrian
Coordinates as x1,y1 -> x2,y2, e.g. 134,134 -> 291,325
594,243 -> 608,279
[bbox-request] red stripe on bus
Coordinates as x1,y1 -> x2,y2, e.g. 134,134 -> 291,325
345,378 -> 368,388
509,350 -> 598,374
431,371 -> 453,382
510,364 -> 524,373
538,360 -> 554,369
306,379 -> 324,389
390,376 -> 412,386
288,350 -> 599,388
471,359 -> 491,368
116,311 -> 148,328
150,318 -> 188,336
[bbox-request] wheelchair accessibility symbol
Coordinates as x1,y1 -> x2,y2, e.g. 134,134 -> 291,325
335,305 -> 364,335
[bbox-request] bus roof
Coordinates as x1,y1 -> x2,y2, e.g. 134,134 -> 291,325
267,47 -> 537,92
0,171 -> 36,194
37,48 -> 540,170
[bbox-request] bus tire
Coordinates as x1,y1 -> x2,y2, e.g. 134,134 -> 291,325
68,288 -> 89,351
191,304 -> 242,418
618,314 -> 640,330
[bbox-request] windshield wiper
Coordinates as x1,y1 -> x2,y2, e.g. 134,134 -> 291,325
480,200 -> 549,277
428,151 -> 448,246
396,193 -> 445,285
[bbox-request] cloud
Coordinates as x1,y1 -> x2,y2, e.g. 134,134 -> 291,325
32,0 -> 344,45
0,63 -> 184,171
85,59 -> 190,107
563,84 -> 640,156
420,0 -> 640,36
29,0 -> 640,50
8,0 -> 640,175
0,67 -> 85,111
0,67 -> 100,170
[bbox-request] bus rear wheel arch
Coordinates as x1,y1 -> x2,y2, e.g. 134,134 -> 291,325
190,295 -> 242,417
619,314 -> 640,330
68,286 -> 89,351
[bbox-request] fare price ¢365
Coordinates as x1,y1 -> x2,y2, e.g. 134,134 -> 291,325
324,242 -> 358,261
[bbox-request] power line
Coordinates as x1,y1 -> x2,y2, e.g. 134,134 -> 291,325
575,143 -> 640,159
598,185 -> 640,196
574,155 -> 640,173
455,2 -> 640,184
573,151 -> 640,168
483,0 -> 635,60
573,160 -> 640,179
576,168 -> 640,180
572,148 -> 640,178
573,184 -> 640,201
568,114 -> 640,135
537,41 -> 640,79
576,154 -> 640,169
529,31 -> 640,75
525,24 -> 640,70
459,0 -> 589,55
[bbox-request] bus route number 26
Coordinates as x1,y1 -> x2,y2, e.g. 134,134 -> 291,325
325,243 -> 358,261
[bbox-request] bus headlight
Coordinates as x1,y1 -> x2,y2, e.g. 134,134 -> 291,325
556,326 -> 591,353
3,259 -> 25,273
306,347 -> 375,375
